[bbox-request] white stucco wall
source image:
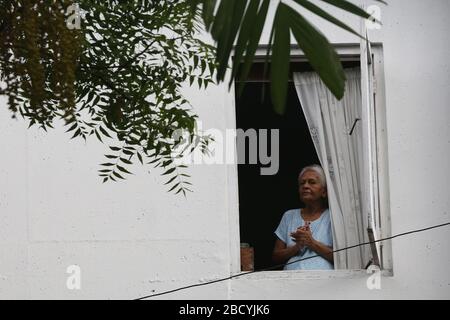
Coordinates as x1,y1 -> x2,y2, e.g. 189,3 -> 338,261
0,0 -> 449,299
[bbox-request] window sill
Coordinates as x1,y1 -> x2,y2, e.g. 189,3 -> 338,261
234,269 -> 393,280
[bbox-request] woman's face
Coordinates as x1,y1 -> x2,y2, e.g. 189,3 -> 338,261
298,170 -> 327,204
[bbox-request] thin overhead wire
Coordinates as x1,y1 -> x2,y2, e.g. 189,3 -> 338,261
135,221 -> 450,300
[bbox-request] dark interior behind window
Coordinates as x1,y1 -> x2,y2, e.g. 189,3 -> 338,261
235,61 -> 359,270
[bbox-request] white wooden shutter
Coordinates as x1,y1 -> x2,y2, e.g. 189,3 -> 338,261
360,17 -> 381,267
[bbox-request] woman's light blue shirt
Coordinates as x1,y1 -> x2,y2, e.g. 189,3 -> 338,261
275,208 -> 334,270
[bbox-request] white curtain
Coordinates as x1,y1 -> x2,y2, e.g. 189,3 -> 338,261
293,68 -> 369,269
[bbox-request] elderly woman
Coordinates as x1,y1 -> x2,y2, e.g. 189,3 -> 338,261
272,164 -> 334,270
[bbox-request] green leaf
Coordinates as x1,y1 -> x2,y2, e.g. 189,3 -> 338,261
123,146 -> 136,152
86,91 -> 95,104
148,158 -> 159,165
162,167 -> 176,176
71,128 -> 82,139
137,152 -> 144,165
193,55 -> 199,69
164,175 -> 178,185
293,0 -> 363,38
168,182 -> 180,192
100,162 -> 115,166
215,0 -> 248,81
120,157 -> 133,165
94,130 -> 103,143
65,123 -> 77,133
228,0 -> 261,87
123,149 -> 134,156
112,171 -> 125,180
210,0 -> 233,39
286,4 -> 345,99
117,165 -> 132,175
270,4 -> 291,114
93,95 -> 100,106
99,126 -> 112,138
235,0 -> 270,93
162,159 -> 173,168
201,0 -> 217,29
201,59 -> 206,74
320,0 -> 376,22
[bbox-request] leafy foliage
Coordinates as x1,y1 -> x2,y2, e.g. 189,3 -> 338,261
0,0 -> 387,194
191,0 -> 386,114
0,0 -> 216,195
0,0 -> 82,126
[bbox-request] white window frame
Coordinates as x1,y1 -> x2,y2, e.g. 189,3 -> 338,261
226,44 -> 392,277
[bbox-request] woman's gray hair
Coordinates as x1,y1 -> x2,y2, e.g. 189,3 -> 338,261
298,164 -> 327,188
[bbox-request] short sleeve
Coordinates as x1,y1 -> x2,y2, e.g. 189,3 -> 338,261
274,212 -> 289,244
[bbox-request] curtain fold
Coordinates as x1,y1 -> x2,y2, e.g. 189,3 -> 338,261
293,68 -> 369,269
